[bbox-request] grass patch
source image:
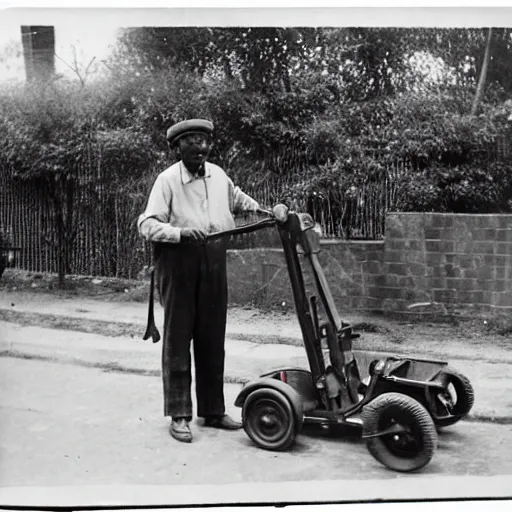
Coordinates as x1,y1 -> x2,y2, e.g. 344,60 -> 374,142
482,317 -> 512,336
352,321 -> 389,334
1,269 -> 149,303
0,308 -> 143,339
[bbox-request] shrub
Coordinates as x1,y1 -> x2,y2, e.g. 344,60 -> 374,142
397,162 -> 512,213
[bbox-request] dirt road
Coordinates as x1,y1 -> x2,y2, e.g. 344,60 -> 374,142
1,356 -> 512,489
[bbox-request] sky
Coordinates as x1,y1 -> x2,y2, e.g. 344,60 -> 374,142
0,16 -> 123,81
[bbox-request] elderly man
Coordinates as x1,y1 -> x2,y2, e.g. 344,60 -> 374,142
138,119 -> 259,443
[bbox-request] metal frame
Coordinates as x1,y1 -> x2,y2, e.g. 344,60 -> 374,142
216,209 -> 456,432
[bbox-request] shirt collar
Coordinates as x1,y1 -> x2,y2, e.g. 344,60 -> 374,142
180,161 -> 211,184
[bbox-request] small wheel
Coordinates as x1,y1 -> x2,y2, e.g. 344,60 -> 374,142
362,392 -> 438,472
431,368 -> 475,428
242,388 -> 297,451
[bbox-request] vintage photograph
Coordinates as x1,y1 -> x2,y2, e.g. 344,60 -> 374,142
0,6 -> 511,508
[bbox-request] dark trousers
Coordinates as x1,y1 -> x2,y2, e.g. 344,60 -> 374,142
0,257 -> 6,280
155,240 -> 228,420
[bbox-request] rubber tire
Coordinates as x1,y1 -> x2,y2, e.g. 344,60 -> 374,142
433,368 -> 475,428
242,388 -> 297,451
362,392 -> 438,472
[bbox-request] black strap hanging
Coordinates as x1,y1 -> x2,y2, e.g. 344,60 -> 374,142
142,267 -> 161,343
143,243 -> 162,343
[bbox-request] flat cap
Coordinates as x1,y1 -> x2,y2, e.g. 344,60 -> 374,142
166,119 -> 214,146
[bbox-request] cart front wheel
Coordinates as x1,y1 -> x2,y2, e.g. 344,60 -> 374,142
432,368 -> 475,428
362,392 -> 437,472
242,388 -> 297,451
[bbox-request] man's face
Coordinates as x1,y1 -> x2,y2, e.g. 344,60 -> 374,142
177,133 -> 212,169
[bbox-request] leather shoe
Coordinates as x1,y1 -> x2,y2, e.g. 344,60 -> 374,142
204,414 -> 242,430
170,418 -> 192,443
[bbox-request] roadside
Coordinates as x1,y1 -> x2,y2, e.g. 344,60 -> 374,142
1,286 -> 512,423
1,269 -> 512,423
2,319 -> 512,423
1,288 -> 511,364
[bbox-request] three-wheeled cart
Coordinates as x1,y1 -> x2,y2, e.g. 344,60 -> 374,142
208,204 -> 474,472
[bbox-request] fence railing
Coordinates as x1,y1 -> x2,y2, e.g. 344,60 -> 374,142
0,152 -> 409,279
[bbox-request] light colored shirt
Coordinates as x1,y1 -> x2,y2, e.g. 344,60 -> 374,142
137,161 -> 259,243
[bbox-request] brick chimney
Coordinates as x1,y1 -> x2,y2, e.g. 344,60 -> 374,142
21,26 -> 55,82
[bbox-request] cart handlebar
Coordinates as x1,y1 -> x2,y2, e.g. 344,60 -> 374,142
206,210 -> 277,242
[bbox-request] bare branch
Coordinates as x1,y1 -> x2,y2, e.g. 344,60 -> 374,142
471,27 -> 493,116
54,45 -> 96,87
54,51 -> 79,75
101,59 -> 114,72
84,56 -> 96,76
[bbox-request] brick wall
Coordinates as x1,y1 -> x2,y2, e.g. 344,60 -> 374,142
227,213 -> 512,319
227,240 -> 385,314
382,213 -> 512,317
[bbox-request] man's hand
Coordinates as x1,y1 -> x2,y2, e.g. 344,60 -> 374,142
180,227 -> 208,243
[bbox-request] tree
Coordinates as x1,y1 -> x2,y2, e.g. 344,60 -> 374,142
471,28 -> 493,115
114,27 -> 322,94
115,27 -> 213,75
55,44 -> 98,87
402,28 -> 512,100
0,87 -> 77,286
0,79 -> 158,286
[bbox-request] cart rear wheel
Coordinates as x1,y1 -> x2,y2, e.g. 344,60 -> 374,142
362,392 -> 437,472
242,388 -> 297,451
432,368 -> 475,428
